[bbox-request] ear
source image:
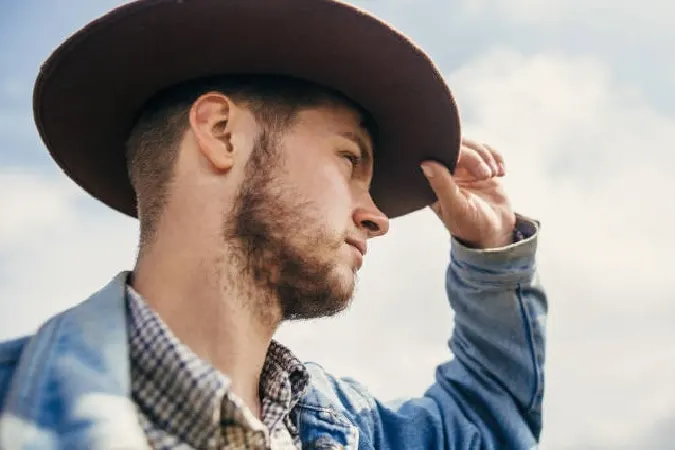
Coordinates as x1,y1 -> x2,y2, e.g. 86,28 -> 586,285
188,92 -> 237,172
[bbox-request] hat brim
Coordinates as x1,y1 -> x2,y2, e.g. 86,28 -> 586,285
33,0 -> 460,219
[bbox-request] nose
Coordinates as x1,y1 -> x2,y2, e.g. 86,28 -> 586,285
353,194 -> 390,238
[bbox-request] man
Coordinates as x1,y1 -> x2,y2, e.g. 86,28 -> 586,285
0,1 -> 547,449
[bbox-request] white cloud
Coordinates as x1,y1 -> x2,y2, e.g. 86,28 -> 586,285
2,28 -> 675,450
448,48 -> 675,299
0,169 -> 138,339
446,48 -> 675,448
0,169 -> 77,247
458,0 -> 675,40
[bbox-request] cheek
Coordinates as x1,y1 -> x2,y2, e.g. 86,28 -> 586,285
282,147 -> 353,224
317,165 -> 352,203
298,166 -> 353,224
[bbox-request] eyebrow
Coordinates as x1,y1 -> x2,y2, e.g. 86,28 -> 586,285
340,131 -> 373,164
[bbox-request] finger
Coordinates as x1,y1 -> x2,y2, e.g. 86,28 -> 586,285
462,139 -> 498,177
456,147 -> 492,180
484,143 -> 506,176
462,139 -> 498,176
420,161 -> 464,212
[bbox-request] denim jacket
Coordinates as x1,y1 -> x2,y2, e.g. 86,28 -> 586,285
0,227 -> 546,450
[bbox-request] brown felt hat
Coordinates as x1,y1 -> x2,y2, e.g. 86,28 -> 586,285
33,0 -> 461,219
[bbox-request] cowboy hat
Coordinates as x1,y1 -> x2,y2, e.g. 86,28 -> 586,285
33,0 -> 461,219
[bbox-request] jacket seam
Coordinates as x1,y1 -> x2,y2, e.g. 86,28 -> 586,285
295,402 -> 352,426
516,283 -> 540,411
449,255 -> 535,290
296,401 -> 368,449
295,401 -> 336,414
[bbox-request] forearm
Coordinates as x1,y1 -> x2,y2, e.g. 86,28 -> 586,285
433,216 -> 547,441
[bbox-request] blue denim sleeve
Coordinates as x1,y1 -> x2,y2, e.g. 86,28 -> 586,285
324,216 -> 547,449
0,337 -> 29,414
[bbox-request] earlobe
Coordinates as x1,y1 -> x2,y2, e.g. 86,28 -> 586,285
189,93 -> 236,172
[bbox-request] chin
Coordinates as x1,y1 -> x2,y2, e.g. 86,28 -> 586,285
333,260 -> 357,288
329,266 -> 357,311
277,263 -> 356,321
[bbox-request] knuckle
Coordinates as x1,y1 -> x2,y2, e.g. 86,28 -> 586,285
485,143 -> 504,161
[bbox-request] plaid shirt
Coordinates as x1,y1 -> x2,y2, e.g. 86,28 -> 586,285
126,286 -> 309,450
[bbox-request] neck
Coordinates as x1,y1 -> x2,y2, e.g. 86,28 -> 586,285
131,228 -> 281,418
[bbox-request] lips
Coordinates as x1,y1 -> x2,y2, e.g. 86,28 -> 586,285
345,238 -> 367,256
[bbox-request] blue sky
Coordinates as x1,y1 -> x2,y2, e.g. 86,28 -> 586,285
2,1 -> 674,448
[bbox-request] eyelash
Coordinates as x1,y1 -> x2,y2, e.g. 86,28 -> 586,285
342,152 -> 361,166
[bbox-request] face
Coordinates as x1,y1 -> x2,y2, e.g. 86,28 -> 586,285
225,103 -> 389,321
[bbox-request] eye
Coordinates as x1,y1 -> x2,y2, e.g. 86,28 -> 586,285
341,151 -> 361,167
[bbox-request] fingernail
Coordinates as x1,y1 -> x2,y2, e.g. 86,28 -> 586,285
421,164 -> 433,178
479,164 -> 491,178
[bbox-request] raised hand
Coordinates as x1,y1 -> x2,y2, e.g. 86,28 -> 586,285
421,138 -> 517,249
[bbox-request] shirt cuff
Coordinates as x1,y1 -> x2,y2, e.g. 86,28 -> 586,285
450,214 -> 540,281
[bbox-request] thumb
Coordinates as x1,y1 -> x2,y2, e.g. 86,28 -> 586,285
420,161 -> 463,209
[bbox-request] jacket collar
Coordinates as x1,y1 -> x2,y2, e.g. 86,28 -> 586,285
0,271 -> 357,449
0,271 -> 147,449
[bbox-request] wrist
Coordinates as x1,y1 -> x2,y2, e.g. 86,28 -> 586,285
454,214 -> 536,250
457,219 -> 517,250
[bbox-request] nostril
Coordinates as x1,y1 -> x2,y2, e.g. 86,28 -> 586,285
361,220 -> 379,233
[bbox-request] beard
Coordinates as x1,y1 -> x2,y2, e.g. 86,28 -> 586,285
223,129 -> 356,322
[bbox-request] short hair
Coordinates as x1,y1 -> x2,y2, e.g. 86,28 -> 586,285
125,74 -> 376,246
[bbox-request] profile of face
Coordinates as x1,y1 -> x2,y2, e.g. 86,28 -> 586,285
223,102 -> 390,321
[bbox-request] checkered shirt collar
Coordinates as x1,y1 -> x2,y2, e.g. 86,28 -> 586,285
126,285 -> 309,448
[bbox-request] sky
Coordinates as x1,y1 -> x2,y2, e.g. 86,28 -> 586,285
1,1 -> 674,448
